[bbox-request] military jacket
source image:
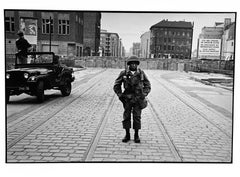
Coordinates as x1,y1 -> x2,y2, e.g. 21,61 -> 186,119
113,68 -> 151,99
16,37 -> 31,56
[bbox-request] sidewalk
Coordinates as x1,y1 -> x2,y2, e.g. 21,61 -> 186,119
187,71 -> 233,91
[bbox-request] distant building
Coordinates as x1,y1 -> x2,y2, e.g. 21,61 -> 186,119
150,19 -> 194,59
221,19 -> 235,60
140,31 -> 150,58
118,39 -> 125,58
5,10 -> 84,57
83,12 -> 101,56
132,42 -> 141,57
197,18 -> 235,60
100,30 -> 120,57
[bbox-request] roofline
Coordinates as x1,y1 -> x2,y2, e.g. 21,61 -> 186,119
150,26 -> 193,30
101,32 -> 119,38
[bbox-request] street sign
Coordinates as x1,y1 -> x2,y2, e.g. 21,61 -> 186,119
198,39 -> 221,59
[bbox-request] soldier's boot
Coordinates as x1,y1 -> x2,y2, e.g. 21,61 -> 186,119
122,129 -> 130,143
134,129 -> 140,143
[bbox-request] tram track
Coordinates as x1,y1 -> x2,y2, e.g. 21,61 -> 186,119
7,69 -> 108,150
148,71 -> 231,139
147,99 -> 183,162
82,94 -> 116,161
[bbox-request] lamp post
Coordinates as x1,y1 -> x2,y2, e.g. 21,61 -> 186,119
49,16 -> 52,52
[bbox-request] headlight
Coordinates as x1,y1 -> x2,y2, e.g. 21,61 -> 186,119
29,76 -> 36,81
24,73 -> 29,79
6,73 -> 10,79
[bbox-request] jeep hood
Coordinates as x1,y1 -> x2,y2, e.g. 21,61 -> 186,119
7,68 -> 53,75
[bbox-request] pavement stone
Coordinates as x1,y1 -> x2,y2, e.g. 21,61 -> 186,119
6,69 -> 232,162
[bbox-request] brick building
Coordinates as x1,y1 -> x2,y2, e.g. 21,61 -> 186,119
150,19 -> 194,59
5,10 -> 84,57
83,12 -> 101,56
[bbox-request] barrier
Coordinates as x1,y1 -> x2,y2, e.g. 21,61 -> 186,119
5,55 -> 234,75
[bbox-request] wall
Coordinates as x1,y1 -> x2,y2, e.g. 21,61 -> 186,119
6,55 -> 234,76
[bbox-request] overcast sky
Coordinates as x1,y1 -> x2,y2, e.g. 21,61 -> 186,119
101,12 -> 235,53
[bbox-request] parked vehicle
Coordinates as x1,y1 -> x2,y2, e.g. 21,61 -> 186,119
6,52 -> 75,103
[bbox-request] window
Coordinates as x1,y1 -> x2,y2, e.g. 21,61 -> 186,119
232,42 -> 234,46
168,38 -> 171,42
5,16 -> 15,32
42,18 -> 53,34
164,45 -> 166,50
58,19 -> 70,35
182,32 -> 185,36
164,38 -> 167,43
168,45 -> 171,50
172,46 -> 175,50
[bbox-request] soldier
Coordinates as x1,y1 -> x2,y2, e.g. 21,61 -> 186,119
16,30 -> 32,64
113,56 -> 151,143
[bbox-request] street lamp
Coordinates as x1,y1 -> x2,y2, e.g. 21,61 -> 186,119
48,16 -> 52,52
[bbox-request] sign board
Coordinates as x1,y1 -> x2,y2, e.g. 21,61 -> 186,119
19,17 -> 38,45
198,39 -> 221,59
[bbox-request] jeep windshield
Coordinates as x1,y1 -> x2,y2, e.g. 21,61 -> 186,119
16,52 -> 54,65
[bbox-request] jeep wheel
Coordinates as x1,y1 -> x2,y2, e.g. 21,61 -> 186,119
6,90 -> 10,103
60,80 -> 71,96
36,81 -> 44,102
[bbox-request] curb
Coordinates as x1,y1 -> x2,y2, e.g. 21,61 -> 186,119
190,77 -> 233,91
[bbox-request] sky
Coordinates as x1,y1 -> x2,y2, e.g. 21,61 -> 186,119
101,12 -> 235,53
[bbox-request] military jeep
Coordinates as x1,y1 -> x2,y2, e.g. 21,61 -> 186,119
6,52 -> 75,103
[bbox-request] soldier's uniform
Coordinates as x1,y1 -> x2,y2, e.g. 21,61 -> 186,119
113,56 -> 151,143
16,31 -> 31,64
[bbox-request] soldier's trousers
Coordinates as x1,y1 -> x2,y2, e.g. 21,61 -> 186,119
122,102 -> 142,130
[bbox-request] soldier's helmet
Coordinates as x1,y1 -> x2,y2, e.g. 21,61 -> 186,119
127,56 -> 140,65
17,30 -> 24,37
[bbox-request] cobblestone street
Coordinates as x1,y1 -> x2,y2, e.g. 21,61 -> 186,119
6,68 -> 233,162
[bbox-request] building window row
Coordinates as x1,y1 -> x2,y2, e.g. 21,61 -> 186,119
156,45 -> 189,52
157,37 -> 191,45
5,16 -> 15,32
155,31 -> 191,37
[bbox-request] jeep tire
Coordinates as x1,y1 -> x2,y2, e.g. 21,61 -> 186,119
60,79 -> 71,96
36,81 -> 44,103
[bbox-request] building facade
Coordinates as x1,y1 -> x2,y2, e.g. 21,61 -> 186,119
150,20 -> 194,59
100,30 -> 120,57
132,42 -> 141,57
83,12 -> 101,56
140,31 -> 150,58
221,20 -> 235,60
197,18 -> 235,60
5,10 -> 85,57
